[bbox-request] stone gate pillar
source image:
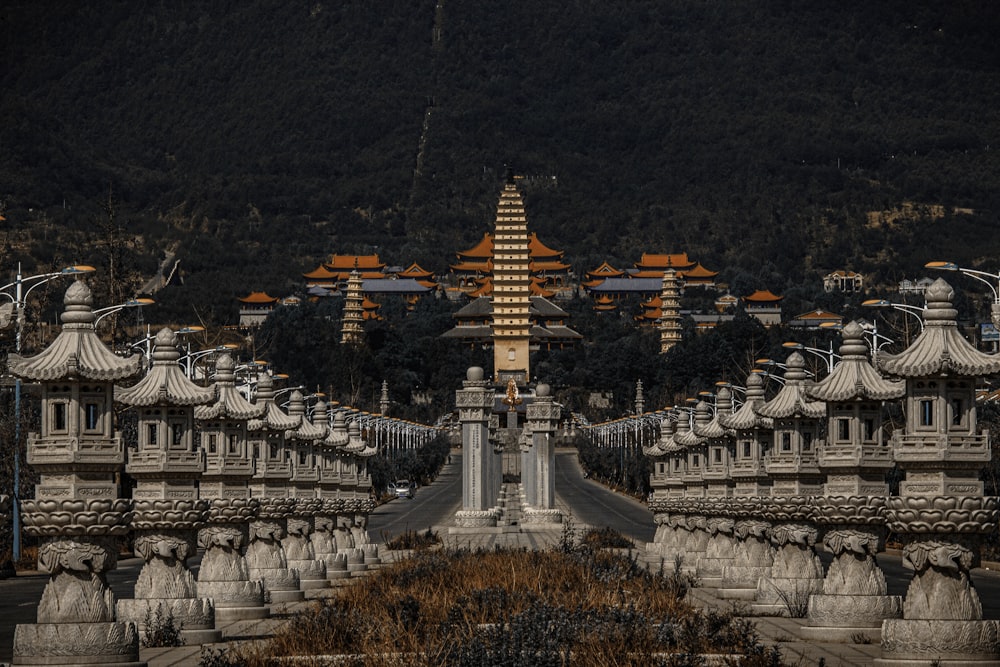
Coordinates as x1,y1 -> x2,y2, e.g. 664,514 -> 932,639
454,367 -> 500,528
523,383 -> 561,525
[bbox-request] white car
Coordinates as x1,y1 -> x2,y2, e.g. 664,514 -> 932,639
392,479 -> 415,499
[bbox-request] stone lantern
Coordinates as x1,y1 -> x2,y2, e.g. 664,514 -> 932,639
10,280 -> 143,666
282,390 -> 328,591
644,415 -> 676,566
194,353 -> 268,622
803,320 -> 904,642
309,402 -> 346,580
114,327 -> 219,644
674,401 -> 710,574
246,374 -> 302,604
717,372 -> 775,601
754,352 -> 826,616
693,389 -> 736,587
876,279 -> 1000,664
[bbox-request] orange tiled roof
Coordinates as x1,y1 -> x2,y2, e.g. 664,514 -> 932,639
635,308 -> 662,321
400,262 -> 435,279
450,260 -> 492,273
642,295 -> 663,308
528,233 -> 564,259
794,309 -> 842,320
324,254 -> 385,271
457,233 -> 494,259
631,269 -> 666,279
530,282 -> 556,298
586,262 -> 624,279
744,289 -> 783,303
636,252 -> 695,270
303,265 -> 338,280
681,263 -> 718,279
239,291 -> 279,304
530,260 -> 571,273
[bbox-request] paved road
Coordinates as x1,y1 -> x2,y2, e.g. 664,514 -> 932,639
554,450 -> 656,543
368,452 -> 463,541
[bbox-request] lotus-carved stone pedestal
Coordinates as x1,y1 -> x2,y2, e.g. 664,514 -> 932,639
876,496 -> 1000,666
719,516 -> 774,600
801,496 -> 901,643
117,499 -> 220,645
14,498 -> 143,666
697,515 -> 736,588
246,499 -> 303,603
196,499 -> 268,622
753,499 -> 824,617
283,500 -> 328,591
313,501 -> 350,581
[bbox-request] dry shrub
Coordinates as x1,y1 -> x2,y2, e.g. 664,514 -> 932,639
211,547 -> 782,666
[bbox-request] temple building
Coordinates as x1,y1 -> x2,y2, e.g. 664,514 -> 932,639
822,269 -> 864,293
441,296 -> 582,351
446,232 -> 571,300
238,292 -> 300,328
442,181 -> 581,374
303,254 -> 387,290
788,309 -> 843,330
582,252 -> 718,312
742,289 -> 783,326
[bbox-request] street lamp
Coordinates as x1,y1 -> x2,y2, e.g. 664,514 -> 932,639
94,297 -> 155,326
0,263 -> 96,563
926,260 -> 1000,329
782,341 -> 839,374
861,299 -> 925,331
180,343 -> 239,379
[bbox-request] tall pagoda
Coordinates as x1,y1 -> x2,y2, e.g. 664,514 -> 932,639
659,268 -> 682,353
491,180 -> 532,385
341,269 -> 365,345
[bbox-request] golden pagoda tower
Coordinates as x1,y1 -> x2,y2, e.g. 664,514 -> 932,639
659,268 -> 682,354
341,268 -> 365,345
491,180 -> 532,385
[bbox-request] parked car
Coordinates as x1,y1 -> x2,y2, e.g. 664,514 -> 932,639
392,479 -> 416,499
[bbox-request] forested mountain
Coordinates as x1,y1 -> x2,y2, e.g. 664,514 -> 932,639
2,1 -> 999,324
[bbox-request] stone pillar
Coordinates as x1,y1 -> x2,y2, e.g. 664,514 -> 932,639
114,327 -> 220,644
196,499 -> 267,621
194,353 -> 268,621
875,279 -> 1000,665
454,367 -> 500,528
522,383 -> 561,525
246,498 -> 303,604
283,499 -> 328,591
752,499 -> 824,617
718,500 -> 774,601
802,321 -> 905,641
9,280 -> 144,666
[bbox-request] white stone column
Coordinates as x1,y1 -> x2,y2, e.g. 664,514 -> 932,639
523,383 -> 561,525
453,367 -> 500,528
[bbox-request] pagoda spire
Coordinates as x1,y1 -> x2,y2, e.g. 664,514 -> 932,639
341,268 -> 365,346
659,268 -> 682,353
491,180 -> 532,385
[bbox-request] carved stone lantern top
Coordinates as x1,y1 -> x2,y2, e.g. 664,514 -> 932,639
720,372 -> 773,430
195,353 -> 265,420
249,373 -> 301,431
808,320 -> 905,402
879,278 -> 1000,378
757,352 -> 826,419
8,280 -> 142,381
116,328 -> 215,406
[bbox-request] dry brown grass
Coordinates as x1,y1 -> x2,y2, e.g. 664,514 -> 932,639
209,547 -> 782,666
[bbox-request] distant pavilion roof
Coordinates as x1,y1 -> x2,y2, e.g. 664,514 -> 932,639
239,291 -> 280,304
743,290 -> 783,303
586,277 -> 663,294
635,252 -> 696,271
361,278 -> 433,294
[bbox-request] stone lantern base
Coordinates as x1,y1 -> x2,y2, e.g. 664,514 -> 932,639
875,619 -> 1000,666
13,623 -> 145,666
799,594 -> 903,643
